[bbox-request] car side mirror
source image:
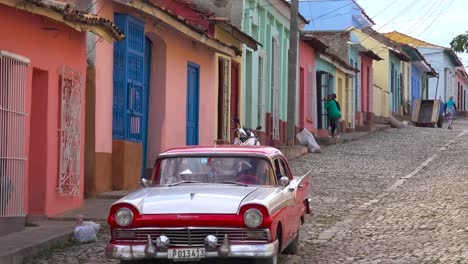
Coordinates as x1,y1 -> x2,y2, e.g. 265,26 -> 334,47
279,176 -> 289,187
140,178 -> 149,188
256,125 -> 262,130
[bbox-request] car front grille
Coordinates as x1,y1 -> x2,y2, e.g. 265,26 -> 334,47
113,227 -> 270,246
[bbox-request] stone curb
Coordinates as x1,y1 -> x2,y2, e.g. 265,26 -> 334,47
0,228 -> 73,264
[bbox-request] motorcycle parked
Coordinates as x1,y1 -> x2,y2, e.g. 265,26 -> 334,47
232,117 -> 262,146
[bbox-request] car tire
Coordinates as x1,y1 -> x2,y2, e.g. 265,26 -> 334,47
283,229 -> 299,254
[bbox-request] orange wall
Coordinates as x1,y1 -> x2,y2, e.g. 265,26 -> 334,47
94,3 -> 217,169
0,5 -> 87,216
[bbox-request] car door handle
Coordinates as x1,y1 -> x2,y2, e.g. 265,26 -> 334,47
298,184 -> 304,188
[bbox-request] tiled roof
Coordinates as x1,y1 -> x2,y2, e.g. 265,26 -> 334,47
360,50 -> 383,61
141,0 -> 259,55
384,31 -> 462,67
322,50 -> 359,73
7,0 -> 124,41
383,31 -> 440,48
300,35 -> 328,52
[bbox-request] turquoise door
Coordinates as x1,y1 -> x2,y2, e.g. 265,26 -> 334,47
186,62 -> 200,145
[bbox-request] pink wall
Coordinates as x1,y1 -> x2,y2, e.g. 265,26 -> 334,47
95,3 -> 217,169
360,55 -> 373,113
94,2 -> 114,154
298,41 -> 316,132
0,5 -> 86,216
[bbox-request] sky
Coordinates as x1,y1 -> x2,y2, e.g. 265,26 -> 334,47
356,0 -> 468,66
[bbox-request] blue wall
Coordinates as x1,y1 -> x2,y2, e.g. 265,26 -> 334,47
411,64 -> 422,109
299,0 -> 370,31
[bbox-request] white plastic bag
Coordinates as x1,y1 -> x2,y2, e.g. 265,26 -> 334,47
74,215 -> 100,243
296,128 -> 321,153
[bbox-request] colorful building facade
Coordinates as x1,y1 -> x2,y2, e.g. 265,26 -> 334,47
384,32 -> 462,101
192,0 -> 308,145
84,0 -> 252,195
0,1 -> 120,235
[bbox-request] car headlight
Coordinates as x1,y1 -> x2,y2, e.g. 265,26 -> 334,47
115,208 -> 134,227
243,208 -> 263,228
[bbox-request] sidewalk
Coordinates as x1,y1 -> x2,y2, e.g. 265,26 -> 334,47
315,123 -> 390,146
0,123 -> 391,264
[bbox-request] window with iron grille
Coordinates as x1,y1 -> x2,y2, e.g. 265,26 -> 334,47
0,50 -> 29,215
271,37 -> 280,141
113,14 -> 146,142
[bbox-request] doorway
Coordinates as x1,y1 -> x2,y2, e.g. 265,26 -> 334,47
186,62 -> 200,145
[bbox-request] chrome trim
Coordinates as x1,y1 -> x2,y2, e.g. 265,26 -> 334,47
106,239 -> 279,260
113,227 -> 271,246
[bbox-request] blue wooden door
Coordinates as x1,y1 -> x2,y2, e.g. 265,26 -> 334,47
113,14 -> 148,178
186,62 -> 200,145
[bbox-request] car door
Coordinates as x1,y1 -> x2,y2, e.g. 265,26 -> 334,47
273,157 -> 297,244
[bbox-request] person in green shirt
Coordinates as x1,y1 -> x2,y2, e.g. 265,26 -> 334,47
325,94 -> 342,137
445,96 -> 457,129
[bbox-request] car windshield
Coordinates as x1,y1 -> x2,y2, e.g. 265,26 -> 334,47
154,156 -> 276,186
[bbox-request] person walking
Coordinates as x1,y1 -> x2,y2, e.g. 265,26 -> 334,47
325,94 -> 342,137
445,96 -> 457,129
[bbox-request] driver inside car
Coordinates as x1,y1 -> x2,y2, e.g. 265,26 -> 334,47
235,159 -> 274,185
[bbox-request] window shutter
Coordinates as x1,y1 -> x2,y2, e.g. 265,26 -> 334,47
113,14 -> 145,142
113,14 -> 127,140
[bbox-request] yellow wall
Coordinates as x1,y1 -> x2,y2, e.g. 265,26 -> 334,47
353,29 -> 390,117
214,25 -> 243,141
335,69 -> 347,124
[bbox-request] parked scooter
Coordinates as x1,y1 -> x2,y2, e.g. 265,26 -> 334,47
233,117 -> 262,146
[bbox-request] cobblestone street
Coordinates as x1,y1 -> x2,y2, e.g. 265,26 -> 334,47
25,119 -> 468,264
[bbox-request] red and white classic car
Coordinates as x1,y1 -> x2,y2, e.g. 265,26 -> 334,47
106,146 -> 312,264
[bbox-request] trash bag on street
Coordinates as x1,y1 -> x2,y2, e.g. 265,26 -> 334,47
388,116 -> 402,128
74,215 -> 100,243
296,128 -> 321,153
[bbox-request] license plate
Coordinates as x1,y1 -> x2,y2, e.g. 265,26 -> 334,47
168,248 -> 205,260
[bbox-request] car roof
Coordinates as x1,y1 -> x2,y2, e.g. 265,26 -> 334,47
159,145 -> 282,157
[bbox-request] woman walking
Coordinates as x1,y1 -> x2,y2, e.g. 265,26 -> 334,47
325,94 -> 342,137
445,96 -> 457,129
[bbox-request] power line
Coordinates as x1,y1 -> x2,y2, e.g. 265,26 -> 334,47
309,2 -> 354,20
362,0 -> 431,53
417,0 -> 455,40
369,0 -> 440,54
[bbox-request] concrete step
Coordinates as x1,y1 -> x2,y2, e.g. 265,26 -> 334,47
0,221 -> 75,264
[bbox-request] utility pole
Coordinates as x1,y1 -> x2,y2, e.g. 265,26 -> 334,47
287,0 -> 299,146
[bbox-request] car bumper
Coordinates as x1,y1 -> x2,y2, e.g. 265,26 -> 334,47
106,240 -> 279,260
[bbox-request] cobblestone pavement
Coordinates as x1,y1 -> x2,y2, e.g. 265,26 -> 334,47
25,118 -> 468,264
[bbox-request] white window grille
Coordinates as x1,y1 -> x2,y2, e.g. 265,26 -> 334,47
271,37 -> 280,141
0,50 -> 29,217
57,65 -> 82,196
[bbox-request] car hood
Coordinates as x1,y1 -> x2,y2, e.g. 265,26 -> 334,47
118,185 -> 261,214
